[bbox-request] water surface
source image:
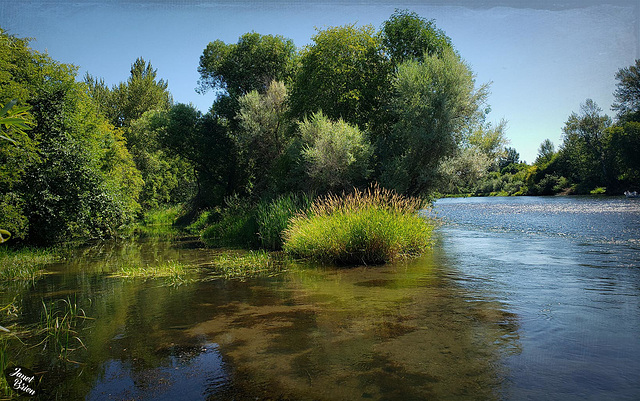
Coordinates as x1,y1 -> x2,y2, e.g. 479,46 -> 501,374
1,196 -> 639,400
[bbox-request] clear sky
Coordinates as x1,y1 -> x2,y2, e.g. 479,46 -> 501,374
1,0 -> 638,162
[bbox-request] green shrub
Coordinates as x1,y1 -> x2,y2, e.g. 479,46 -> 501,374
201,196 -> 260,248
590,186 -> 606,195
255,193 -> 313,250
283,186 -> 435,265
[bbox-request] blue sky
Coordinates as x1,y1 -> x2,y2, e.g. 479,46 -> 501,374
1,0 -> 638,162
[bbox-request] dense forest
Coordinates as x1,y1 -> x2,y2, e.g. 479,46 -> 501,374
1,10 -> 639,247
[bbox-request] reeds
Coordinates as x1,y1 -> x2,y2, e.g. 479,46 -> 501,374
0,247 -> 56,281
209,250 -> 288,280
110,260 -> 197,286
283,185 -> 435,265
256,193 -> 313,250
39,298 -> 89,362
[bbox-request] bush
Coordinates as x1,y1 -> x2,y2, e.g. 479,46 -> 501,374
255,193 -> 313,250
283,186 -> 435,265
201,196 -> 259,248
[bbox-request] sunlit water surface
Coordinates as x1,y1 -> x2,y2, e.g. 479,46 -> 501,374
1,196 -> 639,400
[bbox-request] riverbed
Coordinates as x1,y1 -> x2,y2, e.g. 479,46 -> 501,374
1,196 -> 639,400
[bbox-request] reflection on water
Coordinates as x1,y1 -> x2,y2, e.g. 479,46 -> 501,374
1,196 -> 639,400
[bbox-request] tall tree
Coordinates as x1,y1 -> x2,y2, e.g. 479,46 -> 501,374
381,9 -> 452,64
535,139 -> 555,165
612,59 -> 640,123
560,99 -> 612,189
289,24 -> 391,130
0,30 -> 142,243
197,32 -> 297,100
381,48 -> 487,197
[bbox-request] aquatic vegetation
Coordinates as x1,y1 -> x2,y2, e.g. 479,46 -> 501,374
135,206 -> 182,237
39,298 -> 89,362
255,193 -> 313,250
0,247 -> 57,281
110,260 -> 198,283
283,186 -> 435,264
209,250 -> 290,280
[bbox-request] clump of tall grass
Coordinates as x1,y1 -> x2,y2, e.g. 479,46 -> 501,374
283,185 -> 435,265
209,250 -> 289,280
39,298 -> 89,362
256,193 -> 313,250
0,247 -> 57,281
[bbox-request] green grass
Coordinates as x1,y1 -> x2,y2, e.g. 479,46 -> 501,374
0,247 -> 57,281
39,298 -> 89,362
135,206 -> 182,237
283,186 -> 436,265
110,260 -> 198,285
209,250 -> 290,280
256,193 -> 313,250
200,197 -> 260,249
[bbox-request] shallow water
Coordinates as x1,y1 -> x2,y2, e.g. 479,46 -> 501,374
1,196 -> 639,400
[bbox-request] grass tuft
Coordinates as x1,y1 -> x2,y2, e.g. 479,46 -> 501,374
109,260 -> 198,284
283,185 -> 435,265
0,247 -> 57,281
39,297 -> 90,362
209,250 -> 289,280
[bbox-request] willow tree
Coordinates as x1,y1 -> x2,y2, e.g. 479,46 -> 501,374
382,48 -> 488,197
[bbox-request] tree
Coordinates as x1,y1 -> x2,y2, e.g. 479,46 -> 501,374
612,59 -> 640,123
298,112 -> 373,193
467,119 -> 509,169
535,139 -> 555,165
86,58 -> 172,128
381,9 -> 452,64
236,80 -> 293,196
157,104 -> 237,208
289,24 -> 391,130
197,32 -> 297,100
560,99 -> 612,190
381,48 -> 488,197
0,29 -> 142,244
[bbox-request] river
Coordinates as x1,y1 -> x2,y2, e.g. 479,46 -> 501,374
1,196 -> 639,400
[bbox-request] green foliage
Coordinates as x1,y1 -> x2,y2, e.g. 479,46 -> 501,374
40,298 -> 89,361
237,80 -> 293,196
298,112 -> 373,192
209,250 -> 288,280
255,193 -> 313,250
381,9 -> 452,63
135,206 -> 182,237
201,196 -> 260,248
86,58 -> 172,128
0,30 -> 143,244
127,111 -> 195,209
110,260 -> 195,279
0,246 -> 56,281
535,139 -> 555,166
612,59 -> 640,123
158,103 -> 236,208
382,48 -> 487,196
289,24 -> 391,129
198,32 -> 297,99
283,186 -> 434,265
559,99 -> 612,191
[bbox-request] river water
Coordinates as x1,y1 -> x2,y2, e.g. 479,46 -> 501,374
1,196 -> 639,400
